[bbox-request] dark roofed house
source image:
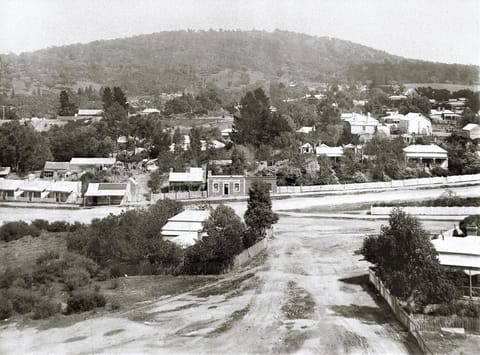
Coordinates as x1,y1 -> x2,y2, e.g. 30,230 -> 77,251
43,161 -> 70,179
84,178 -> 137,206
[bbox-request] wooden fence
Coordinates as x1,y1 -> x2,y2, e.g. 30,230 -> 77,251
232,228 -> 272,269
413,314 -> 480,332
371,206 -> 480,216
277,173 -> 480,195
369,269 -> 434,354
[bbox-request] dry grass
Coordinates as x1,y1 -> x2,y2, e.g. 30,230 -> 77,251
281,281 -> 316,320
0,232 -> 67,272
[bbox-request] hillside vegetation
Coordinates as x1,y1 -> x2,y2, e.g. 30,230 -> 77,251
0,30 -> 478,96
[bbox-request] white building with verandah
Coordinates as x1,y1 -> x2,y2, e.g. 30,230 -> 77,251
403,144 -> 448,169
161,209 -> 210,248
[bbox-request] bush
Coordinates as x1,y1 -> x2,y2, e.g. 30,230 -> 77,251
63,267 -> 91,291
66,290 -> 106,314
0,221 -> 40,242
0,293 -> 13,320
430,167 -> 449,177
7,287 -> 39,314
32,297 -> 61,319
31,219 -> 50,231
46,221 -> 71,233
33,251 -> 66,284
109,299 -> 121,311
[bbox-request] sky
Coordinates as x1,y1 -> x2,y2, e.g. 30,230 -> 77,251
1,0 -> 479,65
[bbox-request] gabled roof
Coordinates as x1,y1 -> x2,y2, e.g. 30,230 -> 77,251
77,109 -> 103,116
315,144 -> 344,157
20,180 -> 52,192
296,126 -> 315,134
141,108 -> 160,114
70,157 -> 116,166
0,166 -> 11,176
84,183 -> 127,196
432,236 -> 480,270
463,123 -> 479,131
402,112 -> 430,121
0,179 -> 24,191
168,210 -> 210,222
44,161 -> 70,171
403,144 -> 447,154
46,181 -> 81,193
341,113 -> 379,126
169,167 -> 204,183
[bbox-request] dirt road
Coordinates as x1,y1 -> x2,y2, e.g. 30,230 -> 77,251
0,191 -> 458,354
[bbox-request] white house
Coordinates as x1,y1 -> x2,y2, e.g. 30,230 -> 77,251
403,144 -> 448,169
161,209 -> 210,248
299,143 -> 314,154
140,108 -> 160,115
463,123 -> 480,140
341,113 -> 383,140
398,113 -> 432,135
315,144 -> 344,159
168,167 -> 205,191
296,126 -> 315,134
76,109 -> 103,117
221,128 -> 233,138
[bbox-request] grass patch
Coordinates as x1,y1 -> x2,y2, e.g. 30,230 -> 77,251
281,281 -> 315,320
192,272 -> 255,298
208,305 -> 250,336
63,335 -> 87,343
0,232 -> 67,273
277,329 -> 309,353
103,329 -> 125,337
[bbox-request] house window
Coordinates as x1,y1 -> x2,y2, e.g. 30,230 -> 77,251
267,183 -> 272,192
43,171 -> 53,178
213,183 -> 219,193
362,126 -> 366,131
234,183 -> 240,192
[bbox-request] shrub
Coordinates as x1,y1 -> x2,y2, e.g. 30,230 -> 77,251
36,250 -> 60,265
430,167 -> 449,177
33,251 -> 66,283
7,287 -> 39,314
0,293 -> 13,320
109,299 -> 121,311
0,268 -> 21,289
31,219 -> 50,231
63,267 -> 91,291
32,297 -> 61,319
66,290 -> 106,314
46,221 -> 71,233
0,221 -> 40,242
65,252 -> 99,277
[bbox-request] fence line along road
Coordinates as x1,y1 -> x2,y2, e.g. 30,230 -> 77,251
371,206 -> 480,216
277,173 -> 480,194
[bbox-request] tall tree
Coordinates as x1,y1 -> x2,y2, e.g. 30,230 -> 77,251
102,87 -> 113,110
58,90 -> 76,116
361,208 -> 458,309
244,181 -> 278,247
0,121 -> 52,172
112,87 -> 128,110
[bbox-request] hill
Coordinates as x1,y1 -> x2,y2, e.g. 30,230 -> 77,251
0,30 -> 478,96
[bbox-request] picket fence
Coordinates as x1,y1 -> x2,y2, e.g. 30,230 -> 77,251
232,228 -> 272,269
413,314 -> 480,332
371,206 -> 480,216
277,173 -> 480,194
369,269 -> 434,354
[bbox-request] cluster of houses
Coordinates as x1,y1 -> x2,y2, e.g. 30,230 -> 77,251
0,157 -> 139,206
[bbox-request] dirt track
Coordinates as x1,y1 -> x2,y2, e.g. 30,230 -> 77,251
0,185 -> 477,354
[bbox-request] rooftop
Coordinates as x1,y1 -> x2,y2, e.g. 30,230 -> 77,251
432,236 -> 480,270
403,144 -> 447,154
169,167 -> 204,183
70,157 -> 116,166
46,181 -> 81,193
463,123 -> 479,131
168,209 -> 210,223
84,183 -> 127,196
44,161 -> 70,171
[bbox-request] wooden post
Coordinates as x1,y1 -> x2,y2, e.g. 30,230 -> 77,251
469,269 -> 473,299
